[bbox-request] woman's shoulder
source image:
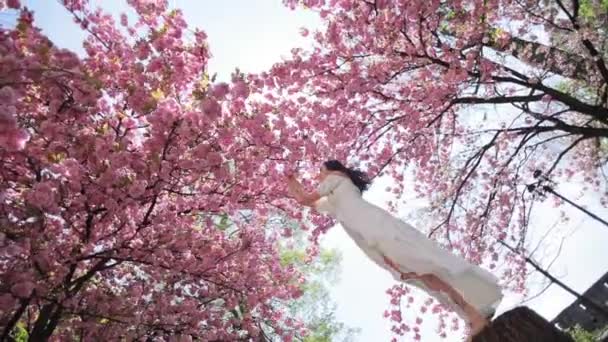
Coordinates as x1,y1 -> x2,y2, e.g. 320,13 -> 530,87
327,171 -> 350,179
325,172 -> 357,189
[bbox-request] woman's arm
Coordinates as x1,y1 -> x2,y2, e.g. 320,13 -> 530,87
287,175 -> 321,206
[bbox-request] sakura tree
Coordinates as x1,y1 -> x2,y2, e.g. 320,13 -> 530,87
0,0 -> 331,340
255,0 -> 608,339
264,0 -> 608,276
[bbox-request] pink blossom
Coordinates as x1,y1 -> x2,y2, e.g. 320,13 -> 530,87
5,0 -> 587,340
11,281 -> 34,298
7,0 -> 20,9
33,251 -> 52,272
26,182 -> 56,210
206,151 -> 223,166
0,86 -> 17,105
54,49 -> 80,69
136,41 -> 151,60
230,80 -> 249,99
0,127 -> 29,150
192,142 -> 210,158
5,244 -> 23,257
0,105 -> 17,131
0,2 -> 315,339
0,293 -> 16,310
210,82 -> 230,99
120,13 -> 128,26
201,98 -> 221,118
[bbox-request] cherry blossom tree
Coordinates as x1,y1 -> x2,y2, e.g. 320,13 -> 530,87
0,0 -> 335,340
252,0 -> 608,339
4,0 -> 608,340
263,0 -> 607,277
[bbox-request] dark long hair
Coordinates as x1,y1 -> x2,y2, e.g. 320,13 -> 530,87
324,160 -> 371,193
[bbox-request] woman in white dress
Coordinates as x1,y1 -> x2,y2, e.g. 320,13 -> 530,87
287,160 -> 503,338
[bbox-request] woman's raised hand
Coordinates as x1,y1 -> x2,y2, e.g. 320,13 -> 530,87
286,174 -> 303,199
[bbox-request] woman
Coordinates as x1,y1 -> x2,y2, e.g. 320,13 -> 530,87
287,160 -> 502,338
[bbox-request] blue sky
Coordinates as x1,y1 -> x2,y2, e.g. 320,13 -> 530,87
20,0 -> 319,82
7,1 -> 608,341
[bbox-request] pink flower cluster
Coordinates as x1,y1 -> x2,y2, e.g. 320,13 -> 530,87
269,0 -> 607,300
0,1 -> 315,340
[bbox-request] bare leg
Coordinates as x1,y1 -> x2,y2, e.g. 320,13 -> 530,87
417,274 -> 487,338
381,256 -> 487,336
382,255 -> 419,281
382,255 -> 400,272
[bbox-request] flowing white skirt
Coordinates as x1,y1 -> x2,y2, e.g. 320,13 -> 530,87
337,200 -> 503,317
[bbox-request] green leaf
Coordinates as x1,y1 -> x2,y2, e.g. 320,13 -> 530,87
567,324 -> 607,342
10,322 -> 29,342
216,213 -> 231,231
579,0 -> 596,20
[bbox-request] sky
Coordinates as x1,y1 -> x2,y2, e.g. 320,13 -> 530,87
7,1 -> 608,341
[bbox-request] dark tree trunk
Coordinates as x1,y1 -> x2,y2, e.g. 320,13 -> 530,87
28,303 -> 62,341
487,35 -> 594,82
473,307 -> 574,342
439,26 -> 595,81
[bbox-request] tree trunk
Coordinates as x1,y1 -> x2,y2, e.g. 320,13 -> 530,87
487,35 -> 594,82
473,307 -> 574,342
441,26 -> 594,81
29,303 -> 62,341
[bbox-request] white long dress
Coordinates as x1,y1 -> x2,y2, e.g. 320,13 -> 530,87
315,174 -> 503,317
